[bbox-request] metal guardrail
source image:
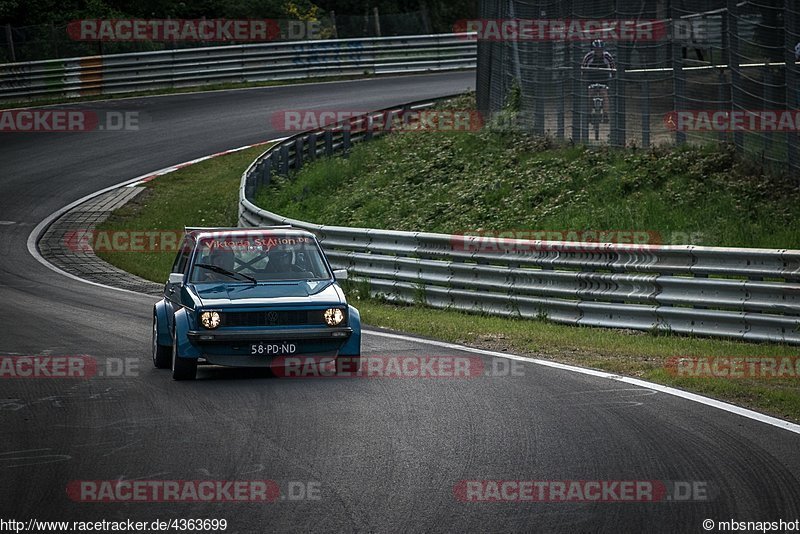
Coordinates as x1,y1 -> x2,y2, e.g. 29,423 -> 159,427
0,33 -> 476,102
238,97 -> 800,345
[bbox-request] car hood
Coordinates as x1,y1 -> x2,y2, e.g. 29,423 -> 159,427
192,280 -> 344,308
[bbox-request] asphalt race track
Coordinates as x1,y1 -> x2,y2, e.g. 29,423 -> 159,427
1,72 -> 799,533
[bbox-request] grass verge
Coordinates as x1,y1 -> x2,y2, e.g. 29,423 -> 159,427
256,95 -> 800,248
95,118 -> 800,423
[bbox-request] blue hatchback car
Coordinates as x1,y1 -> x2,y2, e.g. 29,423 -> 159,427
152,227 -> 361,380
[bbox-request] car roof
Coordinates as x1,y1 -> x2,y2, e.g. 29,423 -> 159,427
185,227 -> 317,242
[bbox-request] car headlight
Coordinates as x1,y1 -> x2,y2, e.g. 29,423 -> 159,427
324,308 -> 345,326
200,311 -> 221,329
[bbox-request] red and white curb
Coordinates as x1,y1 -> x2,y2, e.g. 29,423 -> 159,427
125,139 -> 286,187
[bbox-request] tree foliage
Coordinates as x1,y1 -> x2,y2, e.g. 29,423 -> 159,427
1,0 -> 324,25
1,0 -> 473,29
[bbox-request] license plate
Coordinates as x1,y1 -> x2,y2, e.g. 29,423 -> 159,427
250,342 -> 297,356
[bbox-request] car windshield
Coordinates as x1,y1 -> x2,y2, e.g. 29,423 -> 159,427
189,233 -> 332,283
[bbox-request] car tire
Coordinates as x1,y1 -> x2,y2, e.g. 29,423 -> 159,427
336,354 -> 361,375
152,314 -> 171,369
171,328 -> 197,381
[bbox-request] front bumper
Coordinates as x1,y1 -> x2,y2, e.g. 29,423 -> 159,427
201,352 -> 339,368
187,327 -> 352,344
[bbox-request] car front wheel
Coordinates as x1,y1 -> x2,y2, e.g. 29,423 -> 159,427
172,328 -> 197,381
152,314 -> 171,369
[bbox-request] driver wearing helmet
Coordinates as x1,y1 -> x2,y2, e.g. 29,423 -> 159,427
266,246 -> 295,274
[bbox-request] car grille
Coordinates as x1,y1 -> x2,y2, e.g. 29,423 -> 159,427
223,310 -> 327,327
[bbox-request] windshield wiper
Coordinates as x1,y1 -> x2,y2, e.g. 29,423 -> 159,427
194,263 -> 257,285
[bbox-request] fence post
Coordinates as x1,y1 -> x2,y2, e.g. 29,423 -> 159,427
329,11 -> 338,39
507,0 -> 523,93
50,22 -> 59,59
763,69 -> 773,155
727,0 -> 743,155
718,70 -> 728,144
612,64 -> 626,147
671,7 -> 686,146
642,79 -> 650,148
572,51 -> 584,143
420,1 -> 432,34
373,7 -> 382,37
4,24 -> 15,63
611,0 -> 627,147
785,0 -> 799,181
557,70 -> 565,141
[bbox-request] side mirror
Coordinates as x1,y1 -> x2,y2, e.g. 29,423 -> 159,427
168,273 -> 185,285
332,269 -> 348,281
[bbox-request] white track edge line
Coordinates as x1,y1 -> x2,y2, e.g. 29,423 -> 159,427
364,329 -> 800,436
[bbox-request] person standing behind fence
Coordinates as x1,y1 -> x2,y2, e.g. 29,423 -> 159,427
581,40 -> 616,123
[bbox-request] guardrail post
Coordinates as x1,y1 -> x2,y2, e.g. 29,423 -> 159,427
280,144 -> 289,175
343,128 -> 351,153
295,137 -> 304,171
262,158 -> 272,188
254,162 -> 263,190
307,133 -> 317,161
324,130 -> 333,156
245,170 -> 256,200
270,152 -> 278,177
365,115 -> 373,141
